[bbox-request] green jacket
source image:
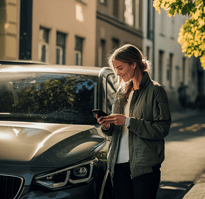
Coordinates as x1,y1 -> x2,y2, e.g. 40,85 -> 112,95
103,71 -> 171,179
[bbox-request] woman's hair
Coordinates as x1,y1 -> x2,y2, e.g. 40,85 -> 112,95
108,44 -> 150,74
108,44 -> 152,102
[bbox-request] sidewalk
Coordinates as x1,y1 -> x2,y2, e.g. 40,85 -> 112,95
182,154 -> 205,199
169,105 -> 205,199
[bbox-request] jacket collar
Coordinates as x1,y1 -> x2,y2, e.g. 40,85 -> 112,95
139,71 -> 151,90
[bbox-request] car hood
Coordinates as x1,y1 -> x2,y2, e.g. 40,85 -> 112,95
0,121 -> 104,168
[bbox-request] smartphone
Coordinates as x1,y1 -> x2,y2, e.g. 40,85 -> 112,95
92,109 -> 108,117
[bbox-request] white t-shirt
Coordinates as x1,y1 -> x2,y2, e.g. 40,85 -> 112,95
116,90 -> 134,164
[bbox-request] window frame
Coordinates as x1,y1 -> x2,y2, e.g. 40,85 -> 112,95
56,46 -> 63,65
75,36 -> 84,66
56,32 -> 66,65
169,53 -> 173,88
159,50 -> 164,85
112,38 -> 120,50
38,27 -> 50,63
113,0 -> 119,18
98,39 -> 106,67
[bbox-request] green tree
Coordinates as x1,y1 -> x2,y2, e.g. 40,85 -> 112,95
153,0 -> 205,70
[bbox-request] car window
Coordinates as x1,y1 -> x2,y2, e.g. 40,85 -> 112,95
0,72 -> 98,124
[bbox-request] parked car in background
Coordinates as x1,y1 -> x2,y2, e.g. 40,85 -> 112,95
0,60 -> 117,199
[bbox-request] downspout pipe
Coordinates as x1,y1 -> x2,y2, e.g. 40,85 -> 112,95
19,0 -> 33,60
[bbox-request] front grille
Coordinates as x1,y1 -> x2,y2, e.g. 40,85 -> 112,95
0,175 -> 24,199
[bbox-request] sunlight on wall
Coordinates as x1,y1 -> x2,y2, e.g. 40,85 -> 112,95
124,0 -> 133,26
4,22 -> 9,29
76,4 -> 84,22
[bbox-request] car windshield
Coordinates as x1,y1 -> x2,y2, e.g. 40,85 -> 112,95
0,72 -> 98,124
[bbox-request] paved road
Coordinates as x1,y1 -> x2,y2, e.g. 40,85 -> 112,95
157,113 -> 205,199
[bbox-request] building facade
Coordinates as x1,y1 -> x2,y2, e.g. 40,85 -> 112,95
0,0 -> 96,66
1,0 -> 204,105
31,0 -> 96,66
96,0 -> 143,67
0,0 -> 20,60
143,0 -> 205,106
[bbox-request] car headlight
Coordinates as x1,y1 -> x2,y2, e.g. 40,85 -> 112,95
34,158 -> 98,189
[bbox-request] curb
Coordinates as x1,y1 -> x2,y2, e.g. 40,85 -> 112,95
183,183 -> 205,199
182,173 -> 205,199
174,185 -> 194,199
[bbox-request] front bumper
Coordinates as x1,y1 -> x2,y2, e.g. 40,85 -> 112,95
20,181 -> 97,199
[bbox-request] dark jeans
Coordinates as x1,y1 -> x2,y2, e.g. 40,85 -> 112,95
113,162 -> 160,199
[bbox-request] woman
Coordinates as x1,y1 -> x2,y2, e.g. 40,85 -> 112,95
97,44 -> 171,199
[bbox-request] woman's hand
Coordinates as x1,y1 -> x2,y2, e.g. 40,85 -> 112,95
96,114 -> 126,126
96,114 -> 110,129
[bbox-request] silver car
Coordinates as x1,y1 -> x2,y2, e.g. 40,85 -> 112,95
0,60 -> 117,199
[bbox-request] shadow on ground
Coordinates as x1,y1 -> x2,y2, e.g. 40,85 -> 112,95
157,181 -> 193,199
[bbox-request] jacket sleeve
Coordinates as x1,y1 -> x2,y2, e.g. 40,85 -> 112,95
101,123 -> 114,136
128,86 -> 171,140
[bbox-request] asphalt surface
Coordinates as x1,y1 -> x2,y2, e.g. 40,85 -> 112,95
157,109 -> 205,199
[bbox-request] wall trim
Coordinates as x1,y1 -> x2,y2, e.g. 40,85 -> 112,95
97,10 -> 143,38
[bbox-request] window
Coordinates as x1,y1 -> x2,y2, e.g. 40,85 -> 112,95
0,72 -> 98,124
56,32 -> 66,65
113,0 -> 119,17
124,0 -> 134,26
112,38 -> 119,50
38,27 -> 50,63
168,53 -> 173,87
182,57 -> 186,84
98,39 -> 106,67
146,46 -> 150,61
75,4 -> 84,22
138,0 -> 142,29
99,0 -> 106,4
131,0 -> 142,29
159,51 -> 164,84
147,0 -> 153,39
75,36 -> 84,65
